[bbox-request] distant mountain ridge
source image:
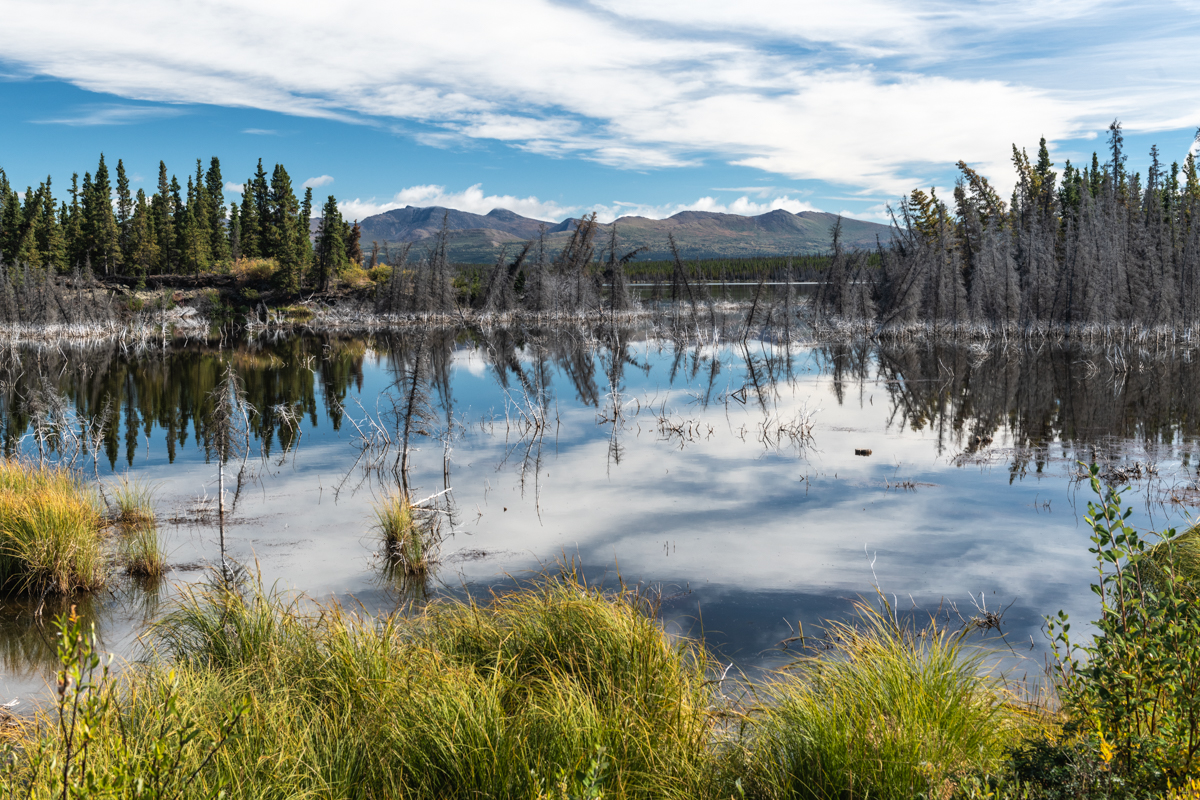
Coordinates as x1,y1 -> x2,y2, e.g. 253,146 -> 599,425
349,205 -> 891,263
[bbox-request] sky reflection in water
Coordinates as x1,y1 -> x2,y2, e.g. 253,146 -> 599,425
1,329 -> 1197,702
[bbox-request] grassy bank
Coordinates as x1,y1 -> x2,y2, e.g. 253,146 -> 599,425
2,569 -> 1040,800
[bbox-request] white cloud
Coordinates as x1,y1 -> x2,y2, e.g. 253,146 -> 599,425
302,174 -> 333,189
587,194 -> 819,223
242,128 -> 278,135
337,184 -> 577,222
30,103 -> 184,126
2,0 -> 1198,193
224,181 -> 244,193
336,183 -> 847,225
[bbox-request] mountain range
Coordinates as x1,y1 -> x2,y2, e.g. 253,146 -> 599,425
344,206 -> 892,263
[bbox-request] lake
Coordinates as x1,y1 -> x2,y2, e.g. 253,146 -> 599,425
2,323 -> 1196,704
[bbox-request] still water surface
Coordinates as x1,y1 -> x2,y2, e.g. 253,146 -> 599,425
2,327 -> 1197,703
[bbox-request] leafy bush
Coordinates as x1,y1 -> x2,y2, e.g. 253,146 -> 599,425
339,265 -> 372,289
230,258 -> 279,285
1048,464 -> 1200,792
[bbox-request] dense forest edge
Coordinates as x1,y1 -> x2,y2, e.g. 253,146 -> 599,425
1,120 -> 1197,340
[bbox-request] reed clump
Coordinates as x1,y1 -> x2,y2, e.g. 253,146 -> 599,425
734,599 -> 1029,800
109,473 -> 156,527
374,492 -> 436,575
108,473 -> 167,579
119,521 -> 167,579
0,459 -> 105,595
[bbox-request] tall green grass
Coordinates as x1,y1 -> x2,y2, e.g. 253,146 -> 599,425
119,521 -> 167,579
19,569 -> 717,799
4,572 -> 1045,799
0,459 -> 105,595
108,473 -> 157,527
736,599 -> 1028,800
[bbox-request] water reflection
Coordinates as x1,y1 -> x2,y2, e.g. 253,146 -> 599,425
2,327 -> 1199,699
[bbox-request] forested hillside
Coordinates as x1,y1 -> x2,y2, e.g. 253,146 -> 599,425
817,122 -> 1200,331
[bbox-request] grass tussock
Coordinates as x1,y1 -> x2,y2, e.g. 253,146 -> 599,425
120,521 -> 167,579
0,459 -> 105,595
374,493 -> 437,575
108,473 -> 157,527
735,599 -> 1031,800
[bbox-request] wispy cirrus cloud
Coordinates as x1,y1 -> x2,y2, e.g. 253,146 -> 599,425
31,103 -> 185,126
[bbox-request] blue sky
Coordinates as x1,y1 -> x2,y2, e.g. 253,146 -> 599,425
2,0 -> 1200,224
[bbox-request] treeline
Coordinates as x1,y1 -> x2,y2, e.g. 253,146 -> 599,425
623,254 -> 837,283
0,155 -> 362,295
818,121 -> 1200,331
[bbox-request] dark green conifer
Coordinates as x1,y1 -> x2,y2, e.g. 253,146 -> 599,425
151,162 -> 175,275
116,159 -> 133,265
65,173 -> 84,269
38,179 -> 67,272
127,189 -> 158,284
313,194 -> 346,292
205,157 -> 229,263
238,183 -> 259,259
85,155 -> 122,275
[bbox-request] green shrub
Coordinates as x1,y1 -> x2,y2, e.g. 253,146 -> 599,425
231,258 -> 279,285
1048,464 -> 1200,792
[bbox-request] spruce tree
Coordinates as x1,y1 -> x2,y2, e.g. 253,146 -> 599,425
347,219 -> 363,266
151,162 -> 175,275
38,179 -> 67,272
228,202 -> 242,260
0,186 -> 20,264
169,175 -> 184,271
266,164 -> 299,289
65,173 -> 84,270
251,159 -> 270,246
116,159 -> 133,266
181,175 -> 211,274
205,157 -> 229,263
313,194 -> 346,291
238,184 -> 259,259
127,189 -> 158,284
17,187 -> 41,269
85,155 -> 121,275
299,186 -> 313,283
